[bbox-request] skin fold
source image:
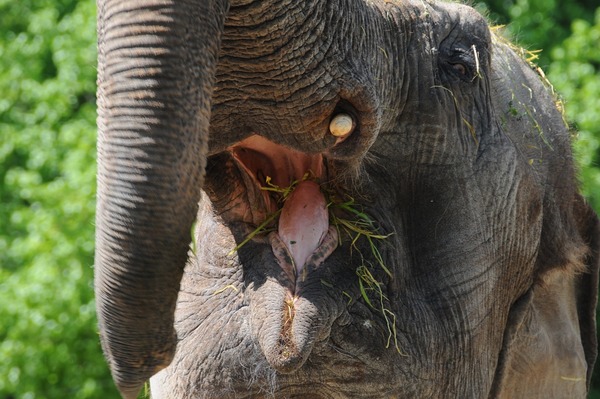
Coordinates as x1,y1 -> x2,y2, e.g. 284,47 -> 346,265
95,0 -> 600,398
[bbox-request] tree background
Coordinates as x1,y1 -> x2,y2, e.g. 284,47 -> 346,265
0,0 -> 598,397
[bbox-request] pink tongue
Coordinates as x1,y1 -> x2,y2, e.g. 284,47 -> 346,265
278,180 -> 329,275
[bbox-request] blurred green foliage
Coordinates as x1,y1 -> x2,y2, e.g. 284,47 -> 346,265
0,0 -> 120,397
0,0 -> 598,398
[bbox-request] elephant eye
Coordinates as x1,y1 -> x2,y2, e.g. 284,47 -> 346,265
441,46 -> 479,82
449,62 -> 468,76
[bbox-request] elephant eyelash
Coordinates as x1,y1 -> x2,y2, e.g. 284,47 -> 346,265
472,44 -> 481,79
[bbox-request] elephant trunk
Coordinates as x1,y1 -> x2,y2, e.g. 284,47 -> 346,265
95,1 -> 227,397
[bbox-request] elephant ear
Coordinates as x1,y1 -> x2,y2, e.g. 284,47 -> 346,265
573,196 -> 600,388
491,194 -> 599,398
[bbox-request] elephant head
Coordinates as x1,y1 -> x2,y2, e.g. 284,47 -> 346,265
95,0 -> 600,397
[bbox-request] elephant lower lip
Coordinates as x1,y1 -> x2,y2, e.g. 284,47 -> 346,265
277,180 -> 330,275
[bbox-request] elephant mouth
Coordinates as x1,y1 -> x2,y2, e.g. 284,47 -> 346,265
202,135 -> 344,373
227,135 -> 339,289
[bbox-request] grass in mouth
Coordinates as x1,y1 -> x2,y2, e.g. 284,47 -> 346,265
222,174 -> 401,353
327,195 -> 402,354
226,172 -> 311,256
227,210 -> 281,257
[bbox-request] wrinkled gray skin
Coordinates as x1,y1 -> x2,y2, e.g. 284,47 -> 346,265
95,0 -> 600,398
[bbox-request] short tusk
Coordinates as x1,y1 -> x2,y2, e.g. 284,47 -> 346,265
329,113 -> 355,138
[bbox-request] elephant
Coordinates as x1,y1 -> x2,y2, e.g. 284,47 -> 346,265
94,0 -> 600,397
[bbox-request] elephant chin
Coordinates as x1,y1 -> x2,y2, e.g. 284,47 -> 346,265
203,135 -> 344,372
253,229 -> 339,373
256,287 -> 331,373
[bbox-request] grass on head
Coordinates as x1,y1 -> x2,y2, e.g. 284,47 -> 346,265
490,25 -> 568,128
